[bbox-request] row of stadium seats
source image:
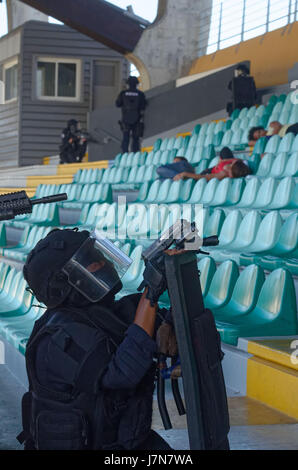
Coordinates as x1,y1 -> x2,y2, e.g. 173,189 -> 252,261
3,199 -> 296,271
137,176 -> 297,209
256,152 -> 298,178
0,252 -> 296,352
117,246 -> 298,346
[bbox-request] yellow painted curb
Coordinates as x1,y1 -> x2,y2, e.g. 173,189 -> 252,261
247,339 -> 298,372
176,132 -> 191,138
141,146 -> 153,153
27,175 -> 74,187
56,160 -> 108,175
0,187 -> 36,198
247,356 -> 298,420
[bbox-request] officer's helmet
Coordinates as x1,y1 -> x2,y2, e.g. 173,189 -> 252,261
67,119 -> 79,134
23,229 -> 132,308
127,76 -> 139,88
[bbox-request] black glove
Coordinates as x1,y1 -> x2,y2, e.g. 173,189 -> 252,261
138,254 -> 167,306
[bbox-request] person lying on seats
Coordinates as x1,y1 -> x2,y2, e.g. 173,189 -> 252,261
156,156 -> 195,180
248,121 -> 298,147
173,158 -> 251,181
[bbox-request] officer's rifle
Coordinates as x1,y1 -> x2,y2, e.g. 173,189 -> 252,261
0,190 -> 67,221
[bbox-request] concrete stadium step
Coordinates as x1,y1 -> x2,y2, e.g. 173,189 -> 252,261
224,336 -> 298,420
0,187 -> 36,197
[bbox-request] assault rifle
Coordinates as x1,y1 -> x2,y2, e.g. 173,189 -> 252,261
0,190 -> 67,221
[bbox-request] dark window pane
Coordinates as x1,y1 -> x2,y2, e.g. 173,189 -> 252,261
5,64 -> 18,101
37,61 -> 55,97
58,63 -> 76,97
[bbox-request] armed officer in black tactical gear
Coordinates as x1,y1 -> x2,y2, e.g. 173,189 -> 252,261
18,228 -> 174,451
59,119 -> 87,164
116,76 -> 147,153
226,64 -> 257,116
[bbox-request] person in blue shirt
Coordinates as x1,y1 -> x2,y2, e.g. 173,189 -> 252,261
156,156 -> 195,180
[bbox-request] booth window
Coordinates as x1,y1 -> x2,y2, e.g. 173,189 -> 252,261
4,61 -> 18,103
36,58 -> 81,101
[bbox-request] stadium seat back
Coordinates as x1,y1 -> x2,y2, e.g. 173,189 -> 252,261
204,260 -> 239,309
198,256 -> 216,297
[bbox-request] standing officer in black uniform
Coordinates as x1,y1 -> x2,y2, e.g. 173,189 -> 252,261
116,76 -> 147,153
59,119 -> 87,164
17,228 -> 173,451
226,64 -> 257,116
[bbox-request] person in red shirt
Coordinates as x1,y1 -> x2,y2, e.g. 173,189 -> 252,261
173,158 -> 251,181
173,146 -> 251,181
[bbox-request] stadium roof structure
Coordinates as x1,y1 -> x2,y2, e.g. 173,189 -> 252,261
18,0 -> 148,54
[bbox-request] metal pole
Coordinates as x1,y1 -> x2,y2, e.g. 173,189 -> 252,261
266,0 -> 270,33
217,2 -> 223,51
288,0 -> 292,23
241,0 -> 246,42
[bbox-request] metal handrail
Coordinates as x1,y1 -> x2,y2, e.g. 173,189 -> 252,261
198,0 -> 298,57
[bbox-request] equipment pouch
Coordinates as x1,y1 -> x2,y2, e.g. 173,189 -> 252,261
35,409 -> 89,450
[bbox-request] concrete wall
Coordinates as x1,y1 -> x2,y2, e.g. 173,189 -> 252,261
88,63 -> 243,161
6,0 -> 48,31
189,22 -> 298,89
128,0 -> 212,90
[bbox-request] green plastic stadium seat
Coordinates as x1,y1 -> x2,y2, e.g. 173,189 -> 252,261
264,135 -> 281,154
231,118 -> 240,132
242,211 -> 283,254
279,133 -> 295,153
269,152 -> 288,177
230,109 -> 240,120
121,245 -> 144,293
117,204 -> 147,240
136,182 -> 151,203
201,179 -> 219,206
204,259 -> 239,310
144,180 -> 162,203
216,268 -> 298,346
143,165 -> 157,182
236,177 -> 261,208
215,210 -> 243,248
256,153 -> 275,177
203,208 -> 225,237
187,179 -> 207,203
198,256 -> 216,297
282,152 -> 298,177
252,136 -> 267,155
209,178 -> 231,206
264,213 -> 298,257
225,178 -> 245,205
0,273 -> 33,317
220,130 -> 233,147
238,107 -> 248,119
266,177 -> 295,210
224,210 -> 262,252
214,264 -> 265,321
251,177 -> 278,209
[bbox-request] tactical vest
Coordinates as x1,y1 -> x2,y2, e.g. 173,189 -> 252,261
17,306 -> 156,450
122,91 -> 142,125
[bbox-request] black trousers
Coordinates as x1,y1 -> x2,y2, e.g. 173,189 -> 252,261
135,430 -> 172,450
121,123 -> 140,153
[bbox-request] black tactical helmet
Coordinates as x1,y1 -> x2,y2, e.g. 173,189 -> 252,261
67,119 -> 78,129
23,229 -> 90,308
127,76 -> 139,87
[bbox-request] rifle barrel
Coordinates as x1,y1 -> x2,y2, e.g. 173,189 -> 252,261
31,193 -> 68,205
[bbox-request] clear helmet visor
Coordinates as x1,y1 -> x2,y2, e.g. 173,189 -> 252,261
62,230 -> 132,302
